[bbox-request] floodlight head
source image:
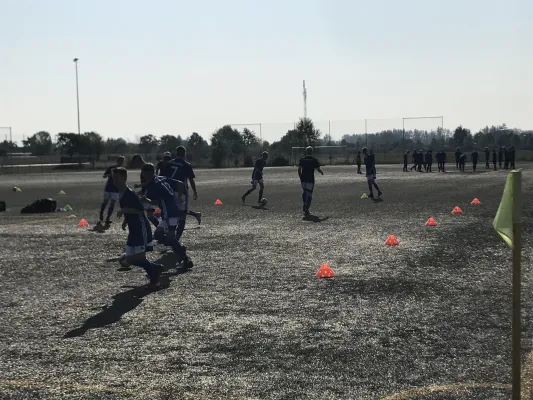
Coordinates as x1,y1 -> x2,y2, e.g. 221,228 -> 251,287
73,58 -> 79,62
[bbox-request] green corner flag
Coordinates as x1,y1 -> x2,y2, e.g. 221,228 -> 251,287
493,170 -> 522,248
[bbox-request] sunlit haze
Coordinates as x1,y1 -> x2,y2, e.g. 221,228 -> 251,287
2,0 -> 531,144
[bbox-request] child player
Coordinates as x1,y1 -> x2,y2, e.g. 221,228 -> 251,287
159,146 -> 202,240
113,167 -> 163,290
131,154 -> 160,228
99,156 -> 125,225
141,164 -> 194,270
298,146 -> 323,216
242,151 -> 269,205
363,147 -> 382,198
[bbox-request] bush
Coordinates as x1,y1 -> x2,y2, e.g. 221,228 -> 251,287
243,155 -> 254,167
271,155 -> 289,167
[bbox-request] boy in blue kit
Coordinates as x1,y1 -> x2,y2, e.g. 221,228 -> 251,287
113,167 -> 163,290
141,163 -> 194,270
160,146 -> 201,240
298,147 -> 324,216
362,147 -> 382,198
241,151 -> 268,205
99,156 -> 125,225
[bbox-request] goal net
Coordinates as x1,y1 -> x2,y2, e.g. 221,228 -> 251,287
291,146 -> 348,166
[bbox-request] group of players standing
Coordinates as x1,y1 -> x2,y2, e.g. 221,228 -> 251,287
403,146 -> 517,173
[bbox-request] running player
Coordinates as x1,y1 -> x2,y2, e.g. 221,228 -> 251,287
141,163 -> 193,270
156,152 -> 172,175
160,146 -> 201,240
363,147 -> 382,198
298,147 -> 323,216
131,154 -> 160,228
99,156 -> 125,225
471,149 -> 478,172
403,150 -> 409,172
242,151 -> 269,205
356,151 -> 362,174
113,167 -> 163,290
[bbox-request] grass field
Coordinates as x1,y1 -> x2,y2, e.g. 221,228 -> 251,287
1,164 -> 532,400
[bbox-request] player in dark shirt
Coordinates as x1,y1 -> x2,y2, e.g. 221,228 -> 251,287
363,147 -> 382,198
455,148 -> 461,170
492,149 -> 497,170
425,150 -> 432,172
458,153 -> 466,172
298,147 -> 323,216
485,147 -> 490,169
410,150 -> 418,171
503,146 -> 509,169
156,152 -> 171,175
509,146 -> 516,169
498,147 -> 503,169
241,151 -> 269,205
99,156 -> 125,225
403,151 -> 409,172
160,146 -> 201,240
471,150 -> 478,172
356,151 -> 362,174
113,167 -> 163,289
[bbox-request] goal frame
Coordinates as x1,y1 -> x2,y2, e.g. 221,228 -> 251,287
402,116 -> 444,142
291,145 -> 347,166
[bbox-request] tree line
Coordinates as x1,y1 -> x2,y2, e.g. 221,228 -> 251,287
1,118 -> 532,166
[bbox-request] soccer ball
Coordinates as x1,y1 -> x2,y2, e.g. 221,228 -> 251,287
261,198 -> 268,206
118,253 -> 131,268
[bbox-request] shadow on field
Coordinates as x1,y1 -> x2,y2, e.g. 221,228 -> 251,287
64,254 -> 186,338
303,215 -> 329,223
251,205 -> 269,211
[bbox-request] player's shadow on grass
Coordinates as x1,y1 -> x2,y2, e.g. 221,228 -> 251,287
89,222 -> 112,233
371,197 -> 384,203
251,205 -> 269,211
303,215 -> 329,223
64,255 -> 186,339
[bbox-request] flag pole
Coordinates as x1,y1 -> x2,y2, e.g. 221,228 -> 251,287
511,169 -> 522,400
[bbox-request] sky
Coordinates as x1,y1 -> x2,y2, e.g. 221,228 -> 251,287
1,0 -> 532,144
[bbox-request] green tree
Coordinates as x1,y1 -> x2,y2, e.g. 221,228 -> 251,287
453,125 -> 470,147
210,125 -> 243,167
23,131 -> 52,155
56,133 -> 84,156
105,137 -> 129,154
159,135 -> 182,153
296,117 -> 321,146
139,134 -> 159,157
84,131 -> 105,160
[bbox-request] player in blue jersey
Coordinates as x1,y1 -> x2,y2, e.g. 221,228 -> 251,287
160,146 -> 201,240
112,167 -> 163,290
298,147 -> 324,216
99,156 -> 125,225
141,163 -> 193,270
362,147 -> 382,198
131,154 -> 160,228
241,151 -> 269,205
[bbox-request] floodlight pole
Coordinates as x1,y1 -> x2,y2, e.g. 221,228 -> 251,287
73,58 -> 81,135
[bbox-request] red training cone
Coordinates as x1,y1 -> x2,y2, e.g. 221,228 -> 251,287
385,235 -> 399,245
425,217 -> 437,226
214,199 -> 223,205
315,263 -> 335,278
78,218 -> 89,227
471,198 -> 481,205
452,206 -> 463,215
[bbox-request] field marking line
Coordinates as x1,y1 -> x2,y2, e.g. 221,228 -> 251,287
0,378 -> 159,397
380,382 -> 512,400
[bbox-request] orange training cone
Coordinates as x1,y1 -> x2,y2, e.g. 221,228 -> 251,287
471,198 -> 481,205
315,263 -> 335,278
385,235 -> 399,245
425,217 -> 437,226
154,208 -> 161,216
214,199 -> 223,205
452,206 -> 463,215
78,218 -> 89,227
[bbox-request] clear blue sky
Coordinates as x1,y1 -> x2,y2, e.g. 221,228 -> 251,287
1,0 -> 531,144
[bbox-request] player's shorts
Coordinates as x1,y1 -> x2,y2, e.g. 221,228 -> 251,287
177,192 -> 188,218
143,202 -> 157,211
301,182 -> 314,192
157,217 -> 179,231
366,173 -> 376,181
104,191 -> 120,201
125,243 -> 154,256
251,178 -> 264,186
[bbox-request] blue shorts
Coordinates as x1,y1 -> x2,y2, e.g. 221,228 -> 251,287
126,224 -> 153,254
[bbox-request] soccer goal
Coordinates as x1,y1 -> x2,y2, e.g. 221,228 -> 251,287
291,145 -> 348,166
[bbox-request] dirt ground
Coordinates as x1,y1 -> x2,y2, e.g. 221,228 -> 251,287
0,163 -> 532,400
